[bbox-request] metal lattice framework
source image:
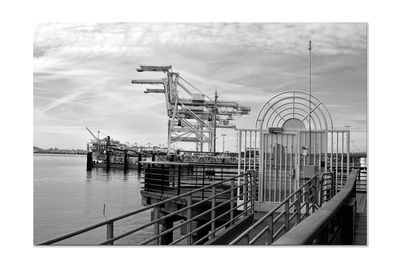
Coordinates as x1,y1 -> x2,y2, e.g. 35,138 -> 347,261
255,91 -> 333,131
131,65 -> 250,154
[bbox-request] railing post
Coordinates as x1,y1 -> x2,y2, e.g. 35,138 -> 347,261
243,174 -> 248,215
305,182 -> 310,217
266,214 -> 273,244
284,201 -> 289,233
248,171 -> 256,212
202,166 -> 205,199
106,222 -> 114,245
211,185 -> 216,237
153,207 -> 160,245
296,191 -> 301,224
161,164 -> 165,195
312,177 -> 317,212
230,178 -> 235,226
186,195 -> 192,245
177,165 -> 181,195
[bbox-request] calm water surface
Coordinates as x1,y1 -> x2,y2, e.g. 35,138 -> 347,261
34,153 -> 151,245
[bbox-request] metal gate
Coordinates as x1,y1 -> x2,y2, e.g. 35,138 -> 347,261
238,129 -> 350,210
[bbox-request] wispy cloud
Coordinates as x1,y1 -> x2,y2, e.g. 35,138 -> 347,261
34,23 -> 367,151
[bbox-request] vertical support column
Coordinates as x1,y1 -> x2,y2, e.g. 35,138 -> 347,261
177,165 -> 181,195
124,150 -> 128,172
274,134 -> 277,202
258,130 -> 264,202
347,131 -> 350,180
284,201 -> 290,233
243,174 -> 248,215
342,198 -> 356,244
86,152 -> 93,171
266,215 -> 273,244
312,177 -> 317,212
106,136 -> 111,172
296,191 -> 301,224
305,183 -> 310,217
230,178 -> 235,226
336,132 -> 339,192
341,132 -> 344,187
106,150 -> 111,172
137,153 -> 142,172
106,222 -> 114,245
153,207 -> 160,245
211,185 -> 216,237
238,130 -> 242,175
186,195 -> 192,245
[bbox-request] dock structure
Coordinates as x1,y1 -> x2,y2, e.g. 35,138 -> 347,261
40,89 -> 367,245
131,65 -> 251,154
85,126 -> 168,172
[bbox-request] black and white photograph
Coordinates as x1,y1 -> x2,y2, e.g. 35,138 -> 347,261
33,22 -> 367,246
5,0 -> 400,266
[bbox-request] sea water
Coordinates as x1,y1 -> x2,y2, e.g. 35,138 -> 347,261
34,153 -> 152,245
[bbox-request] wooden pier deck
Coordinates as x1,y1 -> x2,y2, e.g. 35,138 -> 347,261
355,192 -> 367,245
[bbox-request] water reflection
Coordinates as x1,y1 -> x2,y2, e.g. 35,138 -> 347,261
34,153 -> 147,244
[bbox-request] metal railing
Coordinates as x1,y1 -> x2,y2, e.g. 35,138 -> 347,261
356,167 -> 367,193
142,161 -> 238,198
228,172 -> 334,245
38,171 -> 255,245
274,169 -> 359,245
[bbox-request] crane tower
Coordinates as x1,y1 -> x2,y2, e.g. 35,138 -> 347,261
131,65 -> 250,154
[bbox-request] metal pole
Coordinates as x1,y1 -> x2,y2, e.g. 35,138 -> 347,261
213,91 -> 218,153
308,40 -> 312,165
221,134 -> 226,152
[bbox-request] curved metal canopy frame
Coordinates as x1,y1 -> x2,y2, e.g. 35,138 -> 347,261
256,90 -> 333,131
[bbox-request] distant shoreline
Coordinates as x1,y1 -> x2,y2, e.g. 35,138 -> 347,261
34,151 -> 86,155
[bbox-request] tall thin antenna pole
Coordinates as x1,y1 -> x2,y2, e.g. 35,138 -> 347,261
213,90 -> 218,153
308,40 -> 312,165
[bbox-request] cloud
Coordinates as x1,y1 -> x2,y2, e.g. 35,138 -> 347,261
33,23 -> 367,150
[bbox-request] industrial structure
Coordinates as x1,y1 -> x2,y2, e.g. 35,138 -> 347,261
131,65 -> 250,154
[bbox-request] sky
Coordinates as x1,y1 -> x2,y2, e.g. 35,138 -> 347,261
33,23 -> 367,152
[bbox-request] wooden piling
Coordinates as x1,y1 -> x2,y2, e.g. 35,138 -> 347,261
86,152 -> 93,171
138,153 -> 142,172
106,151 -> 111,172
106,136 -> 111,172
124,150 -> 128,172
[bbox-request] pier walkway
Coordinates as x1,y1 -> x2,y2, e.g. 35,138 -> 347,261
38,166 -> 366,245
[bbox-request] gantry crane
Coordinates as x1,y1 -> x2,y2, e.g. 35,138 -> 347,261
131,65 -> 250,154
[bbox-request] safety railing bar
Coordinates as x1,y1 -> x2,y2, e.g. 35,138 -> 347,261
204,208 -> 253,243
141,192 -> 248,245
111,185 -> 250,245
192,206 -> 252,245
41,172 -> 251,245
231,174 -> 322,245
273,210 -> 286,224
142,181 -> 256,246
249,225 -> 270,245
289,213 -> 297,223
172,201 -> 251,245
272,224 -> 286,241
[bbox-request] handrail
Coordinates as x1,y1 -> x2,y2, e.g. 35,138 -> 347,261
228,172 -> 334,245
273,169 -> 359,245
39,171 -> 255,245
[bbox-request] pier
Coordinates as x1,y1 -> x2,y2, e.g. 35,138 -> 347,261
39,88 -> 367,245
